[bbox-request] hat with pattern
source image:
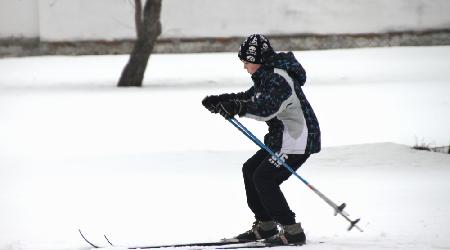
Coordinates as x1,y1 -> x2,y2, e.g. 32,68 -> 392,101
238,34 -> 274,64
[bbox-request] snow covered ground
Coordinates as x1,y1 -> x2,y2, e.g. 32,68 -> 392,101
0,46 -> 449,250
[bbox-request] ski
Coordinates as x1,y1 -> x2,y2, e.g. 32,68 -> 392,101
218,245 -> 280,249
217,242 -> 278,249
79,230 -> 323,249
107,240 -> 246,249
80,229 -> 246,249
217,240 -> 325,249
79,229 -> 101,248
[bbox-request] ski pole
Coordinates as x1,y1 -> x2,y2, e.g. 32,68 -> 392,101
228,117 -> 363,232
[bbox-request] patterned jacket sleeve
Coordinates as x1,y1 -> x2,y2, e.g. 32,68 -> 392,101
243,73 -> 292,121
220,86 -> 255,101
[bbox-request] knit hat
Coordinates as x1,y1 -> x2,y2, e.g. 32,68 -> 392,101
238,34 -> 274,64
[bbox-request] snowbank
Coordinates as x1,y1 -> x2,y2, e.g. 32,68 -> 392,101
1,143 -> 449,250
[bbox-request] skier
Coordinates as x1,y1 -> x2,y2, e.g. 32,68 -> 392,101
202,34 -> 321,246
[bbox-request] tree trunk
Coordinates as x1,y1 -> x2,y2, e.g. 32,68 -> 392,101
134,0 -> 143,40
118,0 -> 162,87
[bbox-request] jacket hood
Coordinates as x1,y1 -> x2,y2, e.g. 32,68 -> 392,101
264,52 -> 306,86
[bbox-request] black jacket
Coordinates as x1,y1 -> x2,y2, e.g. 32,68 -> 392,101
228,52 -> 321,154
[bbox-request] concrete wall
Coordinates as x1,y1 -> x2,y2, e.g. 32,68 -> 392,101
0,0 -> 39,38
38,0 -> 135,41
162,0 -> 450,37
0,0 -> 449,56
1,0 -> 449,41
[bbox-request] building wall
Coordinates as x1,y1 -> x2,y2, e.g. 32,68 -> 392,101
38,0 -> 135,41
1,0 -> 449,41
0,0 -> 39,38
161,0 -> 450,37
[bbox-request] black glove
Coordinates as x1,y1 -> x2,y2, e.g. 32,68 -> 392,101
217,100 -> 247,119
202,95 -> 221,113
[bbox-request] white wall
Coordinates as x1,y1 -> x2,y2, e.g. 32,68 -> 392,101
0,0 -> 39,38
38,0 -> 136,41
1,0 -> 449,41
162,0 -> 450,37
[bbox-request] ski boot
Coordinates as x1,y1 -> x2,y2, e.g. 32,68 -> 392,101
233,220 -> 278,242
263,223 -> 306,246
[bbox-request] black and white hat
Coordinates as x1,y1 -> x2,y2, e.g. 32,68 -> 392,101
238,34 -> 274,64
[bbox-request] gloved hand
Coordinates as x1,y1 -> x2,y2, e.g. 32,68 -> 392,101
217,100 -> 247,119
202,95 -> 221,113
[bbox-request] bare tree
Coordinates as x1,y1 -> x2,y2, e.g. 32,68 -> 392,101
118,0 -> 162,87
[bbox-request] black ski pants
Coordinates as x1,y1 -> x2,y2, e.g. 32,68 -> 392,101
242,149 -> 310,225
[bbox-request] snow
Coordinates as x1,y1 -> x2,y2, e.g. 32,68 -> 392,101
0,46 -> 449,250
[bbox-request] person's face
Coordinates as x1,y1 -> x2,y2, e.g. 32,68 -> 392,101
242,61 -> 261,74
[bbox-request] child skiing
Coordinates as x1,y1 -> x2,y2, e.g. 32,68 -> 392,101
202,34 -> 321,246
